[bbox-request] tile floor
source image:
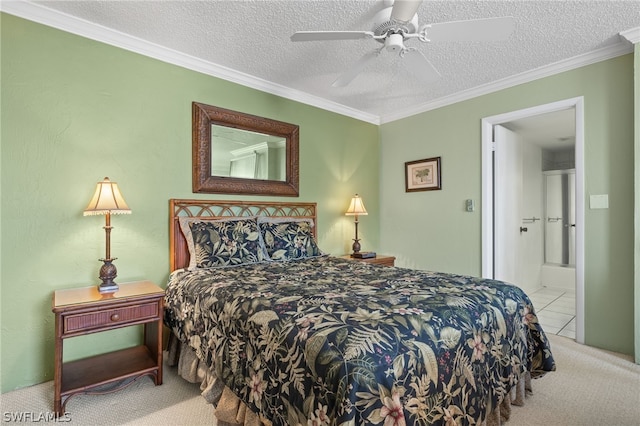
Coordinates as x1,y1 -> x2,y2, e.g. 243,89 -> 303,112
527,287 -> 576,339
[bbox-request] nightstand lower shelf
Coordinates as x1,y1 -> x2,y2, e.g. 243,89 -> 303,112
61,345 -> 159,395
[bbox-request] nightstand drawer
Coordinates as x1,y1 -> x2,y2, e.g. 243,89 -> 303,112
64,302 -> 159,334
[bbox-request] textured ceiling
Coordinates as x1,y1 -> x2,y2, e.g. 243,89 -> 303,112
5,1 -> 640,123
503,108 -> 576,150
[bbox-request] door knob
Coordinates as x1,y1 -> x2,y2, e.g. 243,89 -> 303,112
520,227 -> 528,233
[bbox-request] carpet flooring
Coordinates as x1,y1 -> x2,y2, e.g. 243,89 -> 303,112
1,335 -> 639,425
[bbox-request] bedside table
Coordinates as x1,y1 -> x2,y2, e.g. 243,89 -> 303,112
52,280 -> 165,416
339,254 -> 396,267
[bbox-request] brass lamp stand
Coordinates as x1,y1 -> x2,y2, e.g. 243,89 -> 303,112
98,211 -> 118,293
84,177 -> 131,294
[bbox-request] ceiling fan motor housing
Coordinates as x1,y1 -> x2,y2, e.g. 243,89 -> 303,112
372,6 -> 419,39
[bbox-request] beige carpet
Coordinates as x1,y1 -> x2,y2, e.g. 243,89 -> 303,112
1,335 -> 639,425
0,356 -> 213,425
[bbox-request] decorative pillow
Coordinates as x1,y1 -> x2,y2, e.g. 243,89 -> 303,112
257,217 -> 323,261
179,216 -> 267,269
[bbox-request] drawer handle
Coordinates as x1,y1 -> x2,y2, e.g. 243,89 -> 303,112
110,313 -> 120,321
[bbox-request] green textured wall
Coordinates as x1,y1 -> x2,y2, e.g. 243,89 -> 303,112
2,12 -> 636,394
0,14 -> 379,392
634,43 -> 639,364
380,54 -> 635,356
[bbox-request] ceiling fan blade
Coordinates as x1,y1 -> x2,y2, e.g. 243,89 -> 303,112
425,17 -> 515,42
402,49 -> 441,83
332,49 -> 381,87
390,0 -> 423,22
291,31 -> 373,42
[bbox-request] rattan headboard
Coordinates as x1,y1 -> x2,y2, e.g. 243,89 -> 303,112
169,199 -> 318,271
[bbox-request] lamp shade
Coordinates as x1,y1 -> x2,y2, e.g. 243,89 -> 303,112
345,194 -> 368,216
83,177 -> 131,216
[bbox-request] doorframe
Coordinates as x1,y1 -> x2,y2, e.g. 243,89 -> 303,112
481,97 -> 585,344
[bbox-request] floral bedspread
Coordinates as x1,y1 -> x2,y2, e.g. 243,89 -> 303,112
164,256 -> 555,425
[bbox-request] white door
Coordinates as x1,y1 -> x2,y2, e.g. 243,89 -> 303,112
544,173 -> 565,263
482,97 -> 585,344
567,172 -> 576,265
493,125 -> 523,286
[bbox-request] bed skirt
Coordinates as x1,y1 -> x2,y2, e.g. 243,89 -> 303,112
166,333 -> 532,426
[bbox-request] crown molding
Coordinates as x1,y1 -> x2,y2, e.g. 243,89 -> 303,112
2,1 -> 633,126
620,27 -> 640,44
379,41 -> 634,123
0,1 -> 380,125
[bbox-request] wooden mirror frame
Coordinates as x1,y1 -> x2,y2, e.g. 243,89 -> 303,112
192,102 -> 299,196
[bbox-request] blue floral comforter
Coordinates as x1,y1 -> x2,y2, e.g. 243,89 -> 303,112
164,256 -> 555,425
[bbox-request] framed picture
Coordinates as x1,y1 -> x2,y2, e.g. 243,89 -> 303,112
405,156 -> 441,192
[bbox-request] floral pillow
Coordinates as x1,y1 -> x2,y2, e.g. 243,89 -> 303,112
258,217 -> 323,261
179,216 -> 268,269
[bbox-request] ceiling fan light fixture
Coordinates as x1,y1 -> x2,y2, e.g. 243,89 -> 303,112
385,33 -> 405,53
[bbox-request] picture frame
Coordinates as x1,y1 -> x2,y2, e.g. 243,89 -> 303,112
405,156 -> 441,192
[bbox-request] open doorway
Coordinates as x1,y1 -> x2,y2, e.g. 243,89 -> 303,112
481,97 -> 585,344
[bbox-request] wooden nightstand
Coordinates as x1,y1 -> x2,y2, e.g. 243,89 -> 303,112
52,280 -> 165,416
339,254 -> 396,267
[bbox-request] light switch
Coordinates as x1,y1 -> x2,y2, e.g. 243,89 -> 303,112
465,199 -> 475,212
590,194 -> 609,209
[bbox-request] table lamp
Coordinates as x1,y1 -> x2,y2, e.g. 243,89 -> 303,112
83,177 -> 131,294
345,194 -> 368,256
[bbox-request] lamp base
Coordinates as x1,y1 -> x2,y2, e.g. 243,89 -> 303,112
98,283 -> 119,294
351,238 -> 362,255
98,258 -> 119,294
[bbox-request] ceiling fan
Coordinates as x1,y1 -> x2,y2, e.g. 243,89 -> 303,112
291,0 -> 515,87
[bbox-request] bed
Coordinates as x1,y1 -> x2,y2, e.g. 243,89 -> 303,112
163,199 -> 555,426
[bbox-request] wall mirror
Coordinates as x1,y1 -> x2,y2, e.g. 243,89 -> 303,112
192,102 -> 299,196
